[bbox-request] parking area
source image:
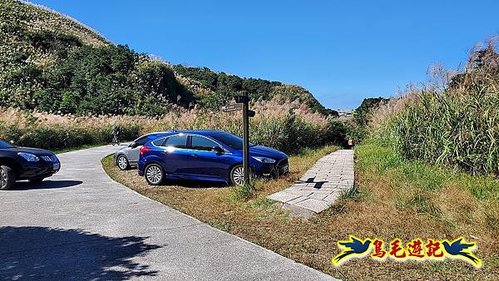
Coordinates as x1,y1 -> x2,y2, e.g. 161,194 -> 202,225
0,145 -> 336,280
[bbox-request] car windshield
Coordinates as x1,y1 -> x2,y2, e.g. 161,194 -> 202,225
0,140 -> 14,149
208,132 -> 254,150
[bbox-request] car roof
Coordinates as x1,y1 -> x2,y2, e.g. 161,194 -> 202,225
141,131 -> 176,137
141,130 -> 225,136
152,131 -> 169,135
134,131 -> 176,141
175,130 -> 229,135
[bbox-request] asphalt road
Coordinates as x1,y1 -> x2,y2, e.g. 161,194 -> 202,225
0,145 -> 337,281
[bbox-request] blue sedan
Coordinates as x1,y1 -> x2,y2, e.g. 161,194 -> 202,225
137,130 -> 289,185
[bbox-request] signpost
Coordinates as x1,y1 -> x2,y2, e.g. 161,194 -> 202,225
222,91 -> 254,185
221,103 -> 243,112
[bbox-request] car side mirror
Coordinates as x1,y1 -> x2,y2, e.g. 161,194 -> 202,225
212,146 -> 224,154
129,142 -> 137,148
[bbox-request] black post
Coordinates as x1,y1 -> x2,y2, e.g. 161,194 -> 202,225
242,91 -> 250,184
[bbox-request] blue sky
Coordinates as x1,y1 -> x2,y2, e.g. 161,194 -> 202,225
31,0 -> 499,109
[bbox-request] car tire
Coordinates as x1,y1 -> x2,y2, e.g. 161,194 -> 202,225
230,165 -> 246,186
144,163 -> 164,185
0,165 -> 16,190
29,177 -> 45,184
116,155 -> 130,170
230,165 -> 257,186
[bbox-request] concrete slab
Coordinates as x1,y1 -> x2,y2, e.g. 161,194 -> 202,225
267,149 -> 354,217
294,198 -> 331,213
267,191 -> 301,203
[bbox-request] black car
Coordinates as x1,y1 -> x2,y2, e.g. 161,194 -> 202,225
0,140 -> 60,190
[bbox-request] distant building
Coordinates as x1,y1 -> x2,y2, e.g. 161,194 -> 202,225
337,110 -> 353,118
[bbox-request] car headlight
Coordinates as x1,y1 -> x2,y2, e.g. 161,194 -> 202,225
252,156 -> 276,164
18,152 -> 40,162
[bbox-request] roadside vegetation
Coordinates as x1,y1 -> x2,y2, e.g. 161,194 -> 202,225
370,42 -> 498,175
0,101 -> 348,152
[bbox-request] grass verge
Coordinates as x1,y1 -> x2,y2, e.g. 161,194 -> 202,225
102,143 -> 498,280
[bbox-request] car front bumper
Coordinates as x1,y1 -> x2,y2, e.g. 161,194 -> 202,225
17,159 -> 60,180
254,158 -> 289,177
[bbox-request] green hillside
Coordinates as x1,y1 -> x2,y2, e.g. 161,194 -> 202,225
0,0 -> 333,116
172,65 -> 335,115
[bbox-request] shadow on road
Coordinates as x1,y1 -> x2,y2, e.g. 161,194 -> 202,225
10,180 -> 83,190
0,226 -> 161,280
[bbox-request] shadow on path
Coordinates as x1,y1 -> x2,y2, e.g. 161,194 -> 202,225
295,177 -> 328,189
9,180 -> 83,190
0,226 -> 161,280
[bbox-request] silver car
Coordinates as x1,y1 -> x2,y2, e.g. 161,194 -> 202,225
113,132 -> 171,170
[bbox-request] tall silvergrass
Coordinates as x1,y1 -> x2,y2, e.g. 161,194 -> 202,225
372,42 -> 499,175
144,100 -> 344,153
0,100 -> 346,153
0,108 -> 141,150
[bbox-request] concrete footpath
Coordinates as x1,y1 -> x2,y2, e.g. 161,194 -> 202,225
0,145 -> 337,280
267,150 -> 354,217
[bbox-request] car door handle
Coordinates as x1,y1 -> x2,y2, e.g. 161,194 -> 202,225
191,154 -> 199,158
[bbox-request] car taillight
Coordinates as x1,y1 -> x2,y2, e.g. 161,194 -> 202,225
140,146 -> 151,156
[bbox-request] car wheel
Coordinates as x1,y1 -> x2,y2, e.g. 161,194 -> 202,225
116,155 -> 130,170
0,165 -> 16,190
145,164 -> 164,185
29,177 -> 45,184
230,165 -> 246,186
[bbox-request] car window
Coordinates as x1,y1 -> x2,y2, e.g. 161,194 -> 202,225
0,140 -> 14,149
152,137 -> 166,146
209,132 -> 243,150
163,134 -> 188,148
134,136 -> 149,146
191,136 -> 218,151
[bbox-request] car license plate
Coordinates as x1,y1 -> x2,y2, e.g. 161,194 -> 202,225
53,162 -> 60,171
281,165 -> 289,174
